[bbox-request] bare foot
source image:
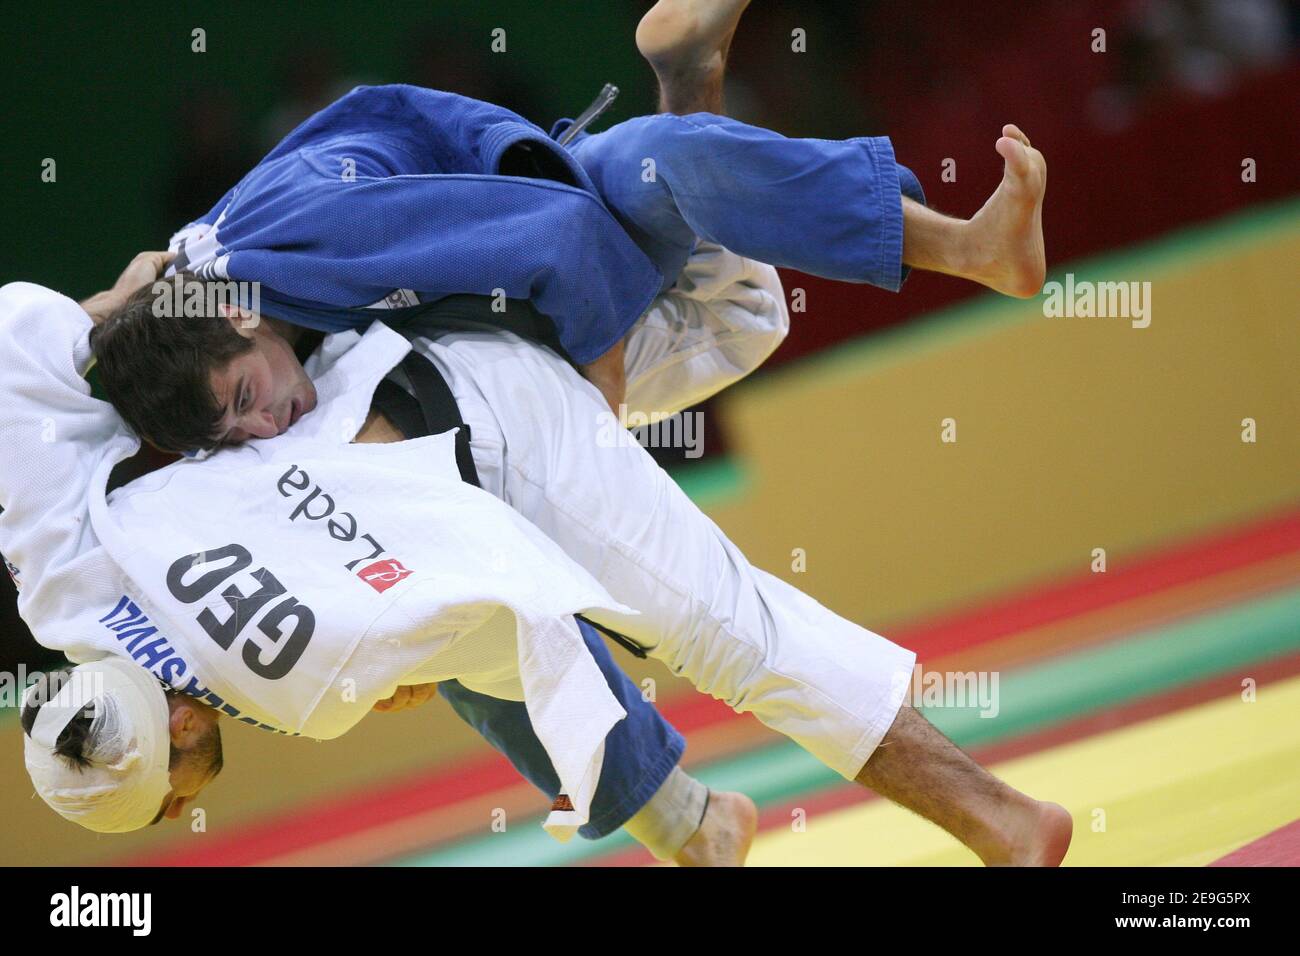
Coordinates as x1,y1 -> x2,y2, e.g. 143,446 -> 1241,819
674,790 -> 758,866
637,0 -> 753,111
1017,801 -> 1074,866
989,800 -> 1073,867
963,124 -> 1047,298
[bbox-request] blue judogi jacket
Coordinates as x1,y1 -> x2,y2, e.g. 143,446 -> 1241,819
171,85 -> 664,364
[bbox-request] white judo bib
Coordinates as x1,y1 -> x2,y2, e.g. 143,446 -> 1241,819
0,283 -> 633,838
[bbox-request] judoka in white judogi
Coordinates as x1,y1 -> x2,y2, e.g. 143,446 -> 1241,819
3,241 -> 797,835
1,282 -> 636,837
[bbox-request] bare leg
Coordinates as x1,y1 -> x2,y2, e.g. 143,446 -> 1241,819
903,124 -> 1048,298
856,703 -> 1073,866
636,0 -> 752,115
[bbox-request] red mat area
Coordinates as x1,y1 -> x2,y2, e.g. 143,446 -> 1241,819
1210,819 -> 1300,867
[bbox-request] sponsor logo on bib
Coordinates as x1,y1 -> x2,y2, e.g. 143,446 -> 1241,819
358,558 -> 413,593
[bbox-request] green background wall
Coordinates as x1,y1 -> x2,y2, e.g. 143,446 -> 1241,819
2,2 -> 653,297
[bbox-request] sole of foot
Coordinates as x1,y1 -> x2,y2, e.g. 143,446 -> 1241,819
636,0 -> 753,77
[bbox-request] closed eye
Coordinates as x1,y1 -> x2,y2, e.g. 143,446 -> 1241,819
215,379 -> 248,446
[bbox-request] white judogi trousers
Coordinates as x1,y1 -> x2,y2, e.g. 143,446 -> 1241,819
408,280 -> 917,780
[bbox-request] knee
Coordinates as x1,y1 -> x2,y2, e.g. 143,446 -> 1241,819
718,260 -> 791,370
615,112 -> 732,169
748,263 -> 792,345
659,619 -> 769,710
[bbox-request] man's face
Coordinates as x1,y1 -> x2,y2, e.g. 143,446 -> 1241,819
152,696 -> 223,825
209,315 -> 317,445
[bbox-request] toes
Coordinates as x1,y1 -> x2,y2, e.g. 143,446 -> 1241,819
996,135 -> 1030,176
1002,123 -> 1031,147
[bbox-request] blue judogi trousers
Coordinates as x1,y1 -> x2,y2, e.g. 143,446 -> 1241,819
439,111 -> 924,840
561,111 -> 927,294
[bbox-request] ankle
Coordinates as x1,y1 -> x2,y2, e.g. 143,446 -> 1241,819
657,61 -> 725,113
975,796 -> 1050,866
902,203 -> 982,280
968,819 -> 1016,866
946,218 -> 986,280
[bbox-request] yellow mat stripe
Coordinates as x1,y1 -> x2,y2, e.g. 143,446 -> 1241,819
748,674 -> 1300,866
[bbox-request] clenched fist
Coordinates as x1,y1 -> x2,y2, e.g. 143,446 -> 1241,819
372,682 -> 440,713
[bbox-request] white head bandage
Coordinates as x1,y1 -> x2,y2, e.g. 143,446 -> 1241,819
22,658 -> 172,833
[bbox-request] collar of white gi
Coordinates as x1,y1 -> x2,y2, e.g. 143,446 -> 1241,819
23,658 -> 172,833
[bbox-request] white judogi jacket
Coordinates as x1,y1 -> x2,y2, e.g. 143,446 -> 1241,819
0,282 -> 636,837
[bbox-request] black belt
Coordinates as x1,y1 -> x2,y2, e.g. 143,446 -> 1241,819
371,319 -> 648,659
381,293 -> 572,364
374,353 -> 482,488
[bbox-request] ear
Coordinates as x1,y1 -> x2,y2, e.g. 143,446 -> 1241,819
217,302 -> 260,338
168,697 -> 202,746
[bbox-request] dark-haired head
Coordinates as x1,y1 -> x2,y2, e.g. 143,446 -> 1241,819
90,274 -> 317,453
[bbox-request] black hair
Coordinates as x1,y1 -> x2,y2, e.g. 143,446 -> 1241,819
21,694 -> 96,771
89,272 -> 256,453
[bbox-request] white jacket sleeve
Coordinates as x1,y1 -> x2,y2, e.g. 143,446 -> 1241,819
0,283 -> 141,661
622,242 -> 790,421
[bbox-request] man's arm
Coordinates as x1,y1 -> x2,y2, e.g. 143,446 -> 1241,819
79,251 -> 174,324
578,338 -> 628,414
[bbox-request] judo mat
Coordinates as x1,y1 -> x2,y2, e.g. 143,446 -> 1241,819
2,197 -> 1296,867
